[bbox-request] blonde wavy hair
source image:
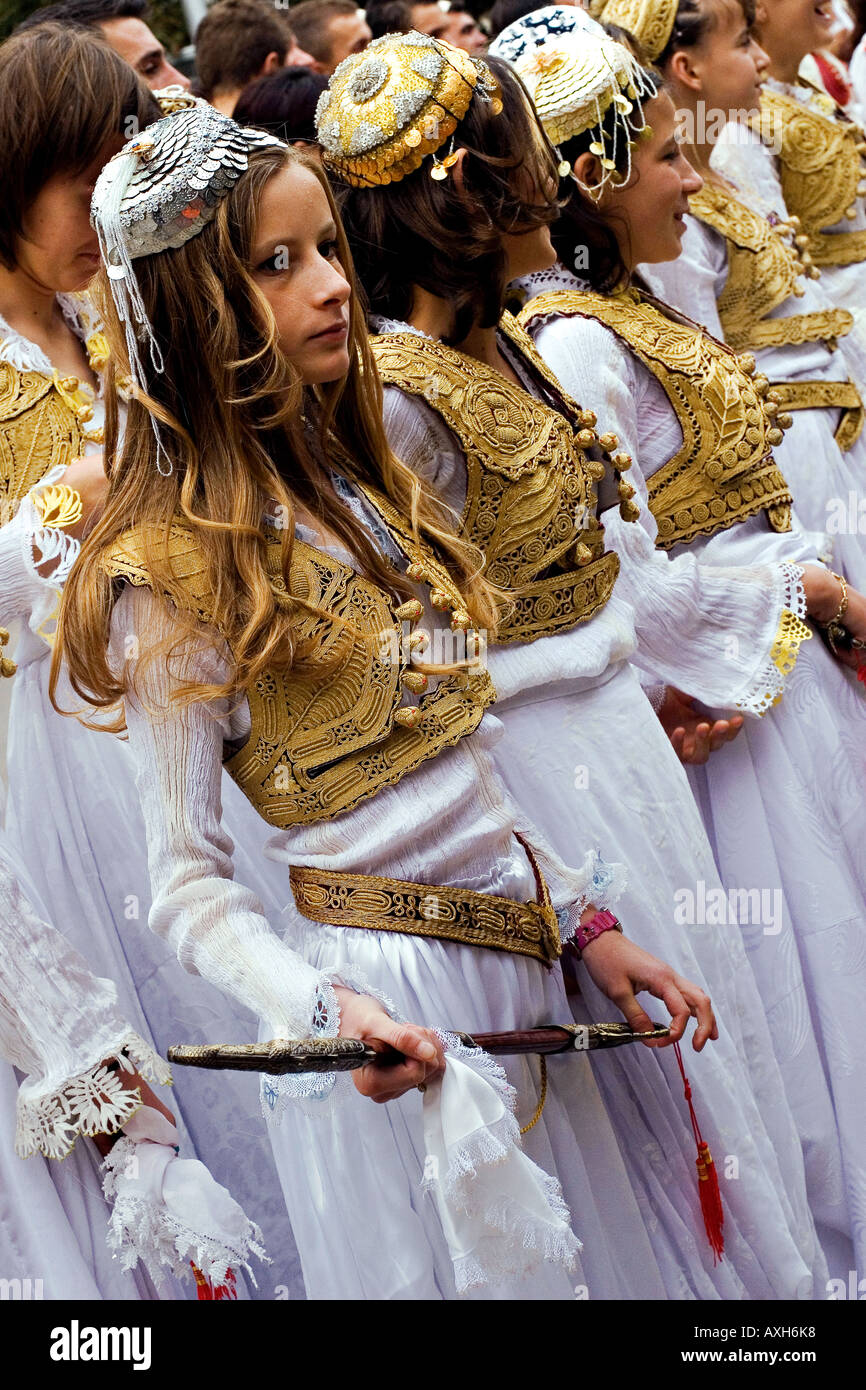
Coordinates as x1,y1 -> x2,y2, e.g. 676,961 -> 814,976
53,146 -> 499,718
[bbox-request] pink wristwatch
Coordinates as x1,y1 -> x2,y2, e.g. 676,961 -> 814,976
572,909 -> 623,959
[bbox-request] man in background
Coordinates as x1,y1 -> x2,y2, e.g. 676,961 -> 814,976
16,0 -> 191,88
288,0 -> 371,74
366,0 -> 486,53
195,0 -> 314,115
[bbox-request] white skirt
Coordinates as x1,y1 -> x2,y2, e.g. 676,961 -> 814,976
266,918 -> 716,1300
3,649 -> 305,1299
488,661 -> 825,1299
688,631 -> 866,1279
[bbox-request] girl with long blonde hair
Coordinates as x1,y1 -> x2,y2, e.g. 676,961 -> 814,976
56,88 -> 718,1300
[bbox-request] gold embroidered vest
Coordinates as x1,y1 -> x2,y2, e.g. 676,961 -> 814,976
688,183 -> 854,351
518,288 -> 792,549
752,87 -> 866,267
0,294 -> 108,521
102,518 -> 494,829
0,365 -> 87,522
371,313 -> 620,646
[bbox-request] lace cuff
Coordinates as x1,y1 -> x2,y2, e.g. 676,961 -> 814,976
735,563 -> 812,716
261,969 -> 402,1121
102,1136 -> 267,1290
15,1034 -> 171,1161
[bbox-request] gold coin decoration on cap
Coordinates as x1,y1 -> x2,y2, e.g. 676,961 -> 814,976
599,0 -> 680,60
315,31 -> 501,188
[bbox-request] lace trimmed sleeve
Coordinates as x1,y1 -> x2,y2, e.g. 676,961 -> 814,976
382,384 -> 468,519
110,584 -> 329,1038
0,835 -> 169,1159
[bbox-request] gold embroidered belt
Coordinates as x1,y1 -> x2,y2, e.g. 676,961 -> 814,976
290,839 -> 562,966
809,229 -> 866,267
769,379 -> 864,451
741,307 -> 852,351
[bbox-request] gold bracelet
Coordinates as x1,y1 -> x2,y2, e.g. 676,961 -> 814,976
823,571 -> 849,628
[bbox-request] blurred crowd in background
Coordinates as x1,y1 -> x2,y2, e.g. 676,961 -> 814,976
5,0 -> 865,147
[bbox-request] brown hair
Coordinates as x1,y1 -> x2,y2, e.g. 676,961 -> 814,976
657,0 -> 757,65
0,24 -> 158,270
194,0 -> 291,99
54,145 -> 498,717
336,56 -> 560,343
550,35 -> 661,291
288,0 -> 362,64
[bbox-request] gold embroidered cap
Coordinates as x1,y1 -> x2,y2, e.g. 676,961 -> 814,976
315,31 -> 501,186
600,0 -> 679,61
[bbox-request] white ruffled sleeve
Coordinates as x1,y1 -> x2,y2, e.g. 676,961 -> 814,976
0,466 -> 79,633
533,314 -> 809,715
111,584 -> 330,1039
0,834 -> 169,1160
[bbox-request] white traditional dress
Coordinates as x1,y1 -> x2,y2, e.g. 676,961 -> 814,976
713,79 -> 866,327
0,297 -> 303,1298
643,181 -> 866,591
372,313 -> 828,1298
521,264 -> 866,1279
103,480 -> 708,1301
0,826 -> 265,1299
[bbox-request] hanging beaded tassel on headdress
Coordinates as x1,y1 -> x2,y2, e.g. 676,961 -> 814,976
490,6 -> 658,199
90,93 -> 284,474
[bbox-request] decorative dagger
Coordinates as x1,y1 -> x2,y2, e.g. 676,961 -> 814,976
167,1022 -> 670,1075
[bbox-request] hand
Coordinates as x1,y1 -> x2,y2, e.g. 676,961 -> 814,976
334,986 -> 446,1103
579,930 -> 718,1052
57,454 -> 108,539
91,1059 -> 176,1156
657,687 -> 743,764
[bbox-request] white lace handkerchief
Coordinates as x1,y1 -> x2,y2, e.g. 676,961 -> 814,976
102,1108 -> 266,1290
421,1045 -> 581,1295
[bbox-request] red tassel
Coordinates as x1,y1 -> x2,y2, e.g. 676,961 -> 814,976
674,1043 -> 725,1262
190,1263 -> 237,1300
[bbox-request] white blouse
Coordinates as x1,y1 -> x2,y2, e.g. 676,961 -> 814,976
0,827 -> 168,1160
109,500 -> 606,1041
378,298 -> 804,716
712,84 -> 866,318
519,266 -> 811,714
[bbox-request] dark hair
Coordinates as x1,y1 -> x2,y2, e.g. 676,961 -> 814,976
551,47 -> 660,291
289,0 -> 361,63
336,57 -> 559,342
233,65 -> 329,142
364,0 -> 411,39
15,0 -> 146,30
194,0 -> 291,98
657,0 -> 756,66
487,0 -> 540,40
0,24 -> 159,269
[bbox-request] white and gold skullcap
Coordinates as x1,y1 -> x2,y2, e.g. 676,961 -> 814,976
491,11 -> 658,195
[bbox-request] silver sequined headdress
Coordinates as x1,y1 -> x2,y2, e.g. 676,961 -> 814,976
91,91 -> 284,472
